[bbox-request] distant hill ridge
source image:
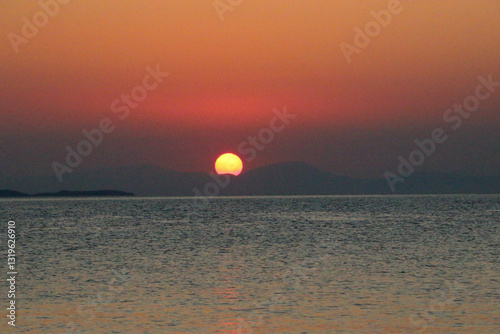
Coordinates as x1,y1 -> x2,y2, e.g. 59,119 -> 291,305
0,190 -> 134,198
0,162 -> 498,196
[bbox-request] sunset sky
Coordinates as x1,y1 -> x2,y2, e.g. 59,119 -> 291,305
1,0 -> 499,179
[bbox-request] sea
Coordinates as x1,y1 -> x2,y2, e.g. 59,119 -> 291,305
1,194 -> 499,333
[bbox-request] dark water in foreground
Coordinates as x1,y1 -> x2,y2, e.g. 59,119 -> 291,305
1,195 -> 499,333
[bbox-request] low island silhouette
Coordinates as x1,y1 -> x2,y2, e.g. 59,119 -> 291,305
1,162 -> 498,197
0,190 -> 134,198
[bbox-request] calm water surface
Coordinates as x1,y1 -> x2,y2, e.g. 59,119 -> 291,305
1,195 -> 499,333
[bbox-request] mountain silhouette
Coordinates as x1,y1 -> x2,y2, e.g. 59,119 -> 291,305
222,161 -> 354,195
0,162 -> 498,196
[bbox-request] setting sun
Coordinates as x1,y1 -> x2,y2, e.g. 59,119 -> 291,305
215,153 -> 243,176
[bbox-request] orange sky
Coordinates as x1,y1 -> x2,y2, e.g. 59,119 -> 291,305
0,0 -> 499,177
